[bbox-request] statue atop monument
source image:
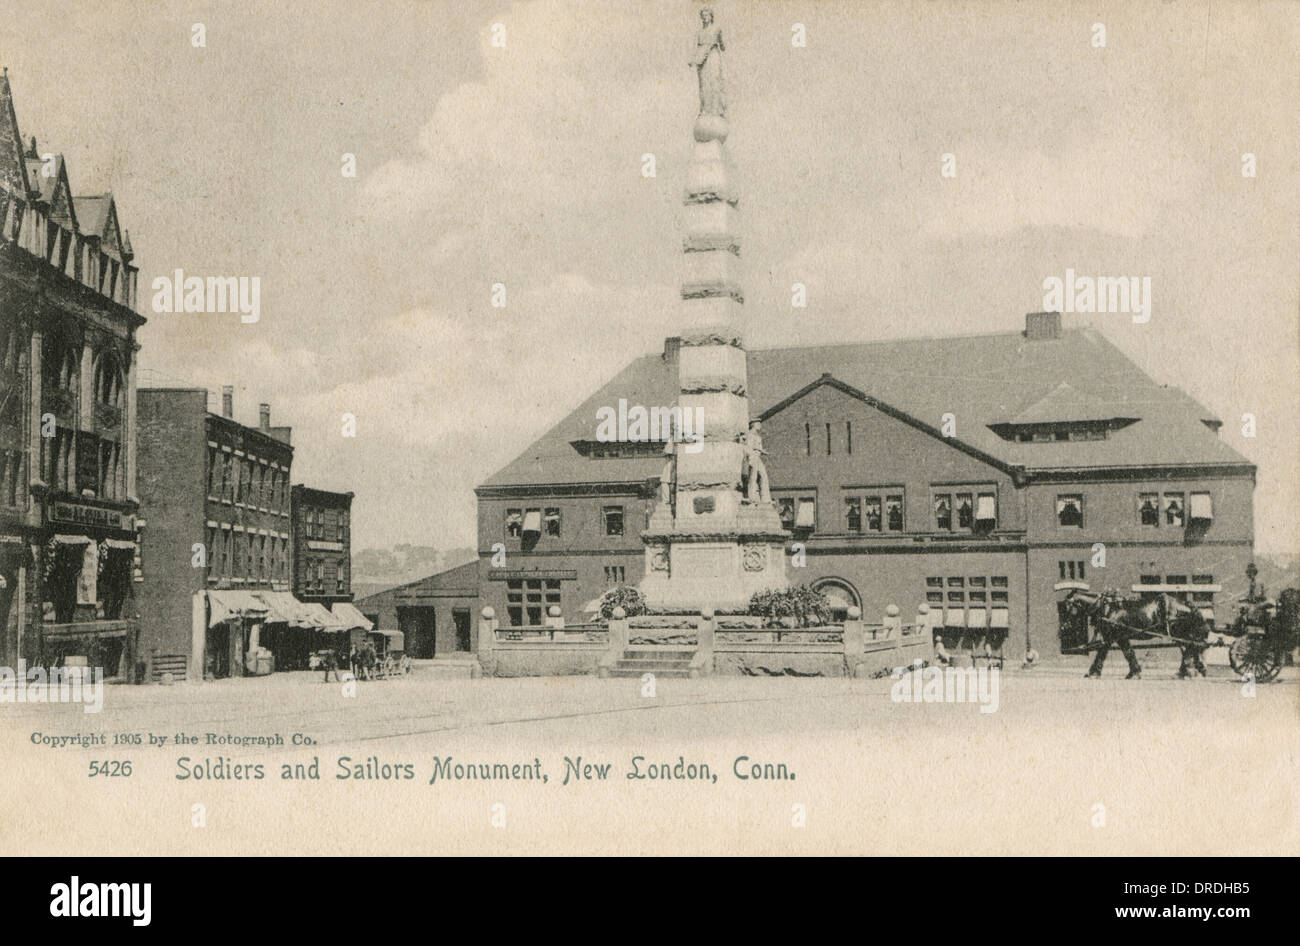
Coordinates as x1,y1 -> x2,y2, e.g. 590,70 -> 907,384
690,7 -> 726,118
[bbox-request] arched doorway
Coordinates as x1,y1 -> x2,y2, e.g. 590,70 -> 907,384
812,577 -> 861,622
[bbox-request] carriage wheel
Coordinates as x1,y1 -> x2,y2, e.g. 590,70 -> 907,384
1229,635 -> 1282,683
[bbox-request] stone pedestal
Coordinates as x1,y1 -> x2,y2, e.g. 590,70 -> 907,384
641,502 -> 788,612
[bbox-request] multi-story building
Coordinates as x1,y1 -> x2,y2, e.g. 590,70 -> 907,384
136,386 -> 293,679
290,484 -> 354,608
0,70 -> 145,677
475,312 -> 1255,660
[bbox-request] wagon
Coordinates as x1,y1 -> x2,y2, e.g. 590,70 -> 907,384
1224,592 -> 1299,683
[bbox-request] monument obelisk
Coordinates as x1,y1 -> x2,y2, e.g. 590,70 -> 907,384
640,7 -> 789,612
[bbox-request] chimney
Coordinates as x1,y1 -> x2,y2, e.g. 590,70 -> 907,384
259,403 -> 270,431
663,336 -> 681,365
221,385 -> 233,418
1024,311 -> 1062,341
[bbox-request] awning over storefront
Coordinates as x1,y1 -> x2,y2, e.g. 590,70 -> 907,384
332,601 -> 374,631
796,499 -> 816,529
975,495 -> 996,521
522,510 -> 542,535
103,539 -> 137,550
990,608 -> 1010,629
207,590 -> 270,628
944,608 -> 965,627
53,534 -> 93,545
967,608 -> 988,628
253,591 -> 320,628
302,602 -> 350,633
1189,493 -> 1213,521
375,629 -> 404,648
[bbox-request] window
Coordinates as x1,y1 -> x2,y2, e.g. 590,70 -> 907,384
506,579 -> 561,626
928,575 -> 1011,628
1191,574 -> 1215,605
505,508 -> 522,538
804,423 -> 811,457
845,497 -> 862,533
1059,560 -> 1086,581
955,492 -> 974,529
886,495 -> 903,531
795,496 -> 816,530
933,494 -> 952,531
1139,492 -> 1159,526
544,507 -> 561,537
603,565 -> 625,586
336,511 -> 345,541
863,497 -> 881,532
1056,494 -> 1084,528
844,489 -> 903,533
846,421 -> 853,455
778,497 -> 795,530
603,505 -> 624,537
825,422 -> 832,455
934,487 -> 994,532
1163,492 -> 1185,527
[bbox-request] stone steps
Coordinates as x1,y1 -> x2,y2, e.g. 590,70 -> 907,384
605,648 -> 696,678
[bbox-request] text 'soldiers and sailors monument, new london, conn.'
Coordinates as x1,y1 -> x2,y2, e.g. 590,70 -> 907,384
460,8 -> 1256,663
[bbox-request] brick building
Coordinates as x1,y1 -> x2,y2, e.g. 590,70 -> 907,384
0,70 -> 145,677
136,386 -> 293,679
475,312 -> 1255,660
354,560 -> 478,659
290,484 -> 355,609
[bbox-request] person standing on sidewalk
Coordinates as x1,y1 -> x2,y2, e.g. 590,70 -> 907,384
321,647 -> 339,683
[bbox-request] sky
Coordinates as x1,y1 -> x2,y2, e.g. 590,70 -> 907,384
2,0 -> 1296,554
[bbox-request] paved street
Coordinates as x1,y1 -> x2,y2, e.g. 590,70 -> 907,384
2,659 -> 1296,856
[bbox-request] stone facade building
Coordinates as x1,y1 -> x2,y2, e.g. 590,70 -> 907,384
0,70 -> 145,677
136,386 -> 293,679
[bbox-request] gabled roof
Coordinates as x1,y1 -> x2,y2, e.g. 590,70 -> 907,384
481,327 -> 1251,489
74,194 -> 121,251
354,560 -> 480,607
39,155 -> 78,230
0,70 -> 29,197
1004,381 -> 1131,426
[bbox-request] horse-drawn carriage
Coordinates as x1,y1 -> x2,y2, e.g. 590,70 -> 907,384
1057,567 -> 1298,682
1057,581 -> 1211,679
1224,588 -> 1299,683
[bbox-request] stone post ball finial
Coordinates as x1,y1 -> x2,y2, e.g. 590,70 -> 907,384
918,603 -> 930,613
885,604 -> 900,617
611,606 -> 627,620
700,606 -> 714,619
547,605 -> 561,617
481,606 -> 495,619
847,606 -> 861,620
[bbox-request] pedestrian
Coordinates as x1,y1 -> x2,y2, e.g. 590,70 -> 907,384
321,647 -> 338,683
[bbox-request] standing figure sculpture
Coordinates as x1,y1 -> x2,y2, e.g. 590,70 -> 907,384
741,419 -> 771,504
691,7 -> 726,118
659,437 -> 676,509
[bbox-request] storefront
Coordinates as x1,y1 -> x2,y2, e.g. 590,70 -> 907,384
201,590 -> 269,679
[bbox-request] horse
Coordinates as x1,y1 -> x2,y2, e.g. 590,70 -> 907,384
1061,589 -> 1209,679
